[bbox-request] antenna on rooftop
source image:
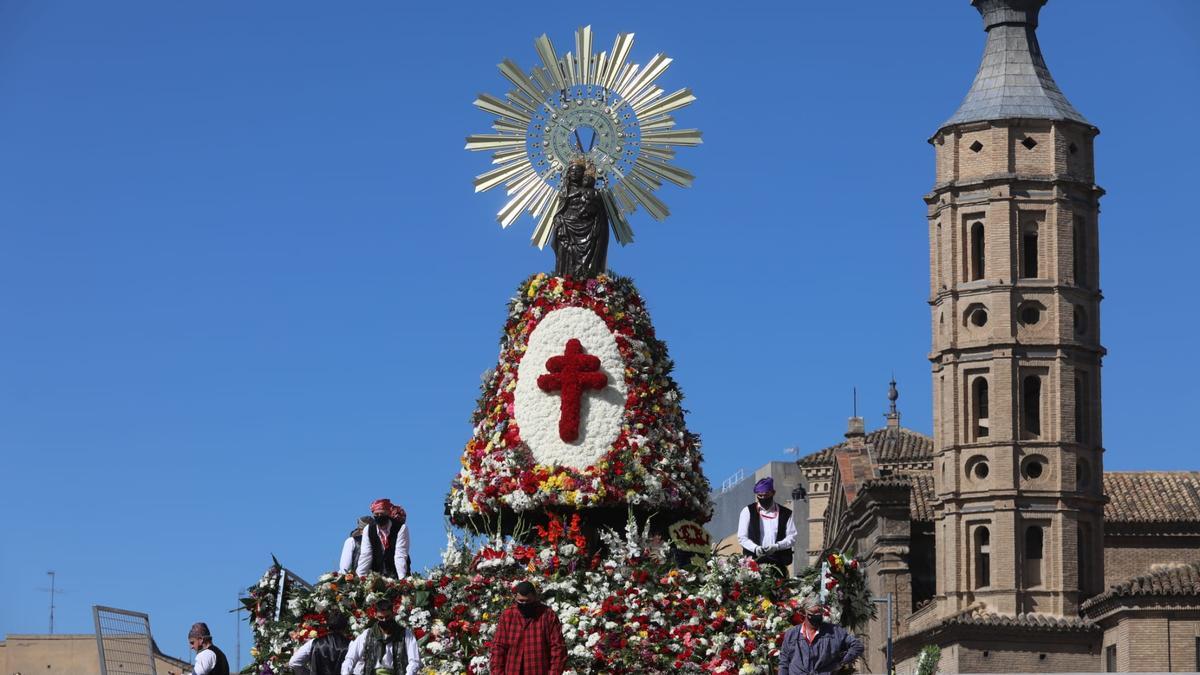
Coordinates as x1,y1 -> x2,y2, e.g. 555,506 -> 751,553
39,571 -> 65,633
853,386 -> 858,418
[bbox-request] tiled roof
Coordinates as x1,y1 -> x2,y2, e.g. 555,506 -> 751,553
906,472 -> 935,522
945,610 -> 1095,632
852,471 -> 936,521
940,0 -> 1091,130
798,427 -> 932,468
1082,563 -> 1200,612
1103,472 -> 1200,524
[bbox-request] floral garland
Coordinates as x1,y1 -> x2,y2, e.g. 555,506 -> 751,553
243,520 -> 872,674
447,273 -> 712,529
795,552 -> 876,632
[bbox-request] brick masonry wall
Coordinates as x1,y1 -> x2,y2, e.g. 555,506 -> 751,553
1104,538 -> 1200,588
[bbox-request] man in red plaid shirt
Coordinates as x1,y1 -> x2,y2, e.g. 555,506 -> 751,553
489,581 -> 566,675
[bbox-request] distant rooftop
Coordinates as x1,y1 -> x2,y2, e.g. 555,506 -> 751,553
798,427 -> 933,468
940,0 -> 1091,131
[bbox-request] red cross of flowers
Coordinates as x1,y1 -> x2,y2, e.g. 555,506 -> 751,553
537,338 -> 608,442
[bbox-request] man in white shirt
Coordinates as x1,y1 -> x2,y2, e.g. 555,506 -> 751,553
338,515 -> 372,574
341,599 -> 421,675
737,477 -> 798,571
356,499 -> 411,578
186,622 -> 229,675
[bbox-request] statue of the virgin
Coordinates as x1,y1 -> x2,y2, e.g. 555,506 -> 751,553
550,158 -> 609,278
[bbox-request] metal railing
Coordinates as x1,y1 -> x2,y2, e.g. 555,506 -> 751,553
94,605 -> 157,675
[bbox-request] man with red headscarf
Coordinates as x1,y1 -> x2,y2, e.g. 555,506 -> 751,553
355,498 -> 411,578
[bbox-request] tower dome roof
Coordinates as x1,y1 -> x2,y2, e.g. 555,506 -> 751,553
940,0 -> 1091,132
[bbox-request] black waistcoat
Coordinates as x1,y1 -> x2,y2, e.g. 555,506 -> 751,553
743,502 -> 794,566
202,645 -> 230,675
366,522 -> 399,576
310,633 -> 350,675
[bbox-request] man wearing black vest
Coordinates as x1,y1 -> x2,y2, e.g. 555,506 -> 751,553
341,598 -> 421,674
737,477 -> 798,571
355,498 -> 411,578
186,622 -> 229,675
287,611 -> 351,675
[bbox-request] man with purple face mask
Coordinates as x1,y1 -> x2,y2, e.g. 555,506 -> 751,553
737,477 -> 798,570
777,594 -> 863,675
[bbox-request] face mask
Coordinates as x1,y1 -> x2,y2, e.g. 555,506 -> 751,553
374,515 -> 389,526
807,613 -> 824,627
517,602 -> 539,619
756,495 -> 774,507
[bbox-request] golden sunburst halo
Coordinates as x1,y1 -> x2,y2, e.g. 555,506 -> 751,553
465,26 -> 701,248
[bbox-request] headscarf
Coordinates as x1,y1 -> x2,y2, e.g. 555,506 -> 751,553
188,622 -> 211,639
370,498 -> 394,515
754,477 -> 775,494
389,504 -> 407,523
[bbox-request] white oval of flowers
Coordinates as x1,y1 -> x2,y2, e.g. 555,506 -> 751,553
514,306 -> 628,469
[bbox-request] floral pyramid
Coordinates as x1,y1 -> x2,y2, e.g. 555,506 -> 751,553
446,273 -> 712,534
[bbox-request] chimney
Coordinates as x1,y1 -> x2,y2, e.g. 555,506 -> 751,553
845,416 -> 866,450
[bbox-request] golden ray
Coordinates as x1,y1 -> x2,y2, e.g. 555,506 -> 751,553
635,87 -> 695,118
640,129 -> 703,146
534,35 -> 566,91
465,134 -> 526,151
474,161 -> 531,193
474,93 -> 532,123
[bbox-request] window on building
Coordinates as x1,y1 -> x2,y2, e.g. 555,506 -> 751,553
1078,523 -> 1092,594
1074,305 -> 1088,337
1025,525 -> 1044,587
1074,215 -> 1088,287
1022,375 -> 1042,437
972,377 -> 990,440
1106,644 -> 1117,672
1075,373 -> 1090,444
970,222 -> 985,281
1021,230 -> 1039,278
974,527 -> 991,589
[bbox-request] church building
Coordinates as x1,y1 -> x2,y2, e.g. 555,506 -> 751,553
795,1 -> 1200,672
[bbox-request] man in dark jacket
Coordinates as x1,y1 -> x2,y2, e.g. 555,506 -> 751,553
777,595 -> 863,675
489,581 -> 566,675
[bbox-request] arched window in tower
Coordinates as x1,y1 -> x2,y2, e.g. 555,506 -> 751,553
970,222 -> 985,281
1078,523 -> 1092,594
974,527 -> 991,589
1021,226 -> 1039,278
1075,372 -> 1090,444
1074,215 -> 1088,287
972,377 -> 990,440
1025,525 -> 1044,587
1022,375 -> 1042,437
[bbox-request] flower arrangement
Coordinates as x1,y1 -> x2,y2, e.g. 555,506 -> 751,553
795,552 -> 876,632
243,518 -> 871,674
447,273 -> 712,531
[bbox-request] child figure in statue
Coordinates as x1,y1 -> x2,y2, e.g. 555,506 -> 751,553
551,158 -> 609,279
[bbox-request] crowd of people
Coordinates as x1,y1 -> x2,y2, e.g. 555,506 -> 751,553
185,491 -> 863,675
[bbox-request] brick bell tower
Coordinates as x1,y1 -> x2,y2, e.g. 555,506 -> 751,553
928,0 -> 1105,619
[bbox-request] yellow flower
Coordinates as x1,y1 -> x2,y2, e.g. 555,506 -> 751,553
483,613 -> 490,620
760,599 -> 773,611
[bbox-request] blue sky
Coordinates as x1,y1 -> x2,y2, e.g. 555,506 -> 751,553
2,0 -> 1197,667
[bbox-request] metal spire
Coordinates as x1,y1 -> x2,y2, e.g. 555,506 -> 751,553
940,0 -> 1091,131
